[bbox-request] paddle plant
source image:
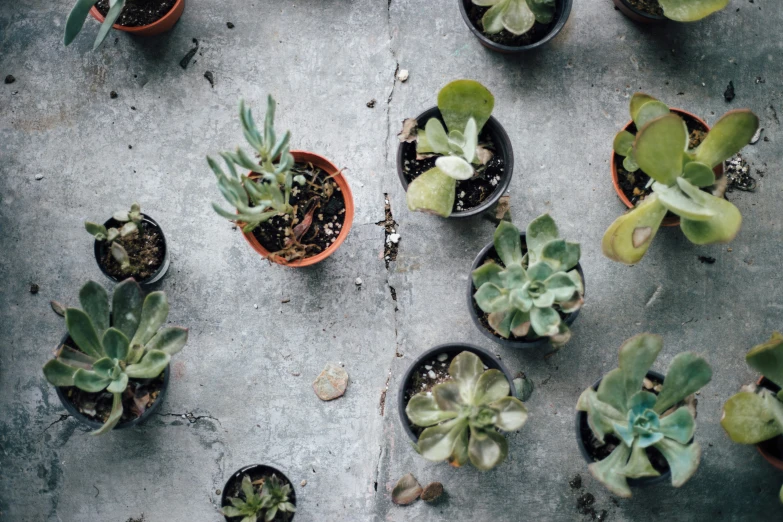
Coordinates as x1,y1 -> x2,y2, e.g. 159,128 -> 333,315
657,0 -> 730,21
472,0 -> 556,36
576,333 -> 712,497
721,332 -> 783,503
604,93 -> 758,265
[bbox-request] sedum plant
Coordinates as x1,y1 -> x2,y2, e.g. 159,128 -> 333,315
604,93 -> 758,265
209,96 -> 304,233
472,0 -> 556,36
65,0 -> 129,50
576,333 -> 712,497
472,214 -> 583,348
406,80 -> 495,217
406,351 -> 528,471
42,279 -> 187,435
657,0 -> 729,21
222,474 -> 296,522
85,202 -> 143,272
721,332 -> 783,503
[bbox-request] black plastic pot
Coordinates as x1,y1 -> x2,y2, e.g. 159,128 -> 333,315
221,464 -> 297,521
575,370 -> 674,488
53,333 -> 170,431
396,106 -> 514,219
398,343 -> 517,442
458,0 -> 572,53
94,213 -> 170,285
467,232 -> 585,349
612,0 -> 666,23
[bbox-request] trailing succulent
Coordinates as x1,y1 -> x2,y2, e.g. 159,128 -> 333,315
405,351 -> 528,471
604,93 -> 758,265
65,0 -> 130,50
472,0 -> 556,36
721,332 -> 783,503
403,80 -> 496,217
85,202 -> 143,273
472,214 -> 583,348
222,474 -> 296,522
657,0 -> 730,21
42,279 -> 187,435
576,333 -> 712,497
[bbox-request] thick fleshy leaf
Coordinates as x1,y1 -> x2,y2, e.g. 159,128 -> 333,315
503,0 -> 536,35
635,100 -> 671,129
509,309 -> 532,337
597,369 -> 628,414
418,418 -> 469,462
622,440 -> 661,478
448,425 -> 470,467
508,287 -> 533,312
220,507 -> 243,517
406,167 -> 455,218
577,387 -> 625,444
474,283 -> 509,313
130,292 -> 169,348
92,357 -> 117,378
494,221 -> 524,266
102,328 -> 130,361
637,430 -> 664,448
472,262 -> 503,288
745,332 -> 783,388
56,345 -> 96,370
488,311 -> 513,338
659,407 -> 696,444
481,0 -> 507,34
64,0 -> 96,45
654,352 -> 712,414
79,281 -> 110,336
437,80 -> 494,134
628,390 -> 658,416
527,261 -> 553,282
449,351 -> 485,403
125,350 -> 170,379
491,396 -> 528,431
630,93 -> 660,123
66,308 -> 104,358
654,438 -> 701,487
613,130 -> 635,156
432,381 -> 462,412
145,327 -> 189,356
532,290 -> 555,309
633,113 -> 687,185
588,444 -> 632,498
461,118 -> 478,163
619,333 -> 663,403
721,391 -> 783,444
677,177 -> 742,244
613,420 -> 635,447
435,156 -> 474,181
544,273 -> 578,302
682,161 -> 716,187
693,109 -> 759,167
406,393 -> 459,427
112,278 -> 143,340
539,240 -> 580,272
85,221 -> 108,239
658,0 -> 730,22
602,194 -> 667,265
468,427 -> 508,471
526,214 -> 559,260
623,153 -> 639,172
106,373 -> 128,393
527,0 -> 556,23
43,359 -> 78,386
422,118 -> 450,155
653,182 -> 715,221
391,473 -> 422,505
93,0 -> 125,50
473,369 -> 510,406
73,369 -> 111,392
530,307 -> 560,337
91,393 -> 123,436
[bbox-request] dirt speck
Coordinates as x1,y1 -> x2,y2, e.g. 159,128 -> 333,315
367,99 -> 376,108
204,71 -> 215,88
724,81 -> 735,102
110,91 -> 118,99
30,283 -> 39,294
5,75 -> 15,84
698,255 -> 716,264
227,22 -> 235,28
569,475 -> 582,489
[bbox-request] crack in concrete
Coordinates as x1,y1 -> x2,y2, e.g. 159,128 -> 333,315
156,411 -> 223,427
384,0 -> 399,165
39,414 -> 71,436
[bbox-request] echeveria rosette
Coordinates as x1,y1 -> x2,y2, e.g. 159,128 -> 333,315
657,0 -> 730,21
605,93 -> 759,265
406,80 -> 495,217
405,351 -> 528,471
43,279 -> 188,436
473,0 -> 556,36
472,215 -> 583,348
222,474 -> 296,522
576,333 -> 712,497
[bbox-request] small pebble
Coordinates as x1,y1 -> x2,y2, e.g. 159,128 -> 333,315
35,174 -> 43,180
424,365 -> 432,370
428,370 -> 436,379
30,284 -> 39,294
253,304 -> 258,309
397,69 -> 409,82
366,99 -> 376,108
5,75 -> 15,84
436,353 -> 448,362
355,277 -> 363,286
227,22 -> 235,28
300,480 -> 307,487
389,233 -> 401,244
110,91 -> 118,99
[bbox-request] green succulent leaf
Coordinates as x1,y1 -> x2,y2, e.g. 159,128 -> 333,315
588,444 -> 632,498
79,281 -> 110,337
422,118 -> 450,155
102,328 -> 130,361
145,327 -> 189,356
622,439 -> 661,479
659,407 -> 696,444
91,393 -> 124,436
73,368 -> 112,393
653,438 -> 701,487
488,311 -> 513,338
437,80 -> 494,134
474,283 -> 509,313
527,261 -> 554,282
112,278 -> 143,340
526,214 -> 559,260
468,426 -> 508,471
530,307 -> 560,337
613,130 -> 635,157
677,177 -> 742,244
501,0 -> 536,35
628,390 -> 657,416
745,332 -> 783,388
653,182 -> 715,221
473,369 -> 510,406
64,0 -> 96,46
619,333 -> 663,407
106,373 -> 129,393
418,418 -> 469,462
509,309 -> 532,337
635,101 -> 671,129
658,0 -> 730,22
654,352 -> 712,414
602,193 -> 667,265
721,391 -> 783,444
693,109 -> 759,168
66,308 -> 104,359
449,351 -> 485,403
92,357 -> 116,378
406,393 -> 459,427
623,153 -> 640,172
481,0 -> 507,33
577,387 -> 625,444
472,262 -> 504,288
527,0 -> 556,23
633,113 -> 687,186
596,368 -> 629,415
461,118 -> 478,163
406,167 -> 456,218
540,239 -> 580,272
491,396 -> 528,431
130,291 -> 169,348
93,0 -> 125,50
629,93 -> 660,123
435,156 -> 474,181
125,350 -> 170,379
432,381 -> 462,412
494,221 -> 524,266
543,273 -> 577,301
85,221 -> 108,240
682,161 -> 716,187
43,359 -> 78,387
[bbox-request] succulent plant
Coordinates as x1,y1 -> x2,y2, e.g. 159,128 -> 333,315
222,474 -> 296,522
472,0 -> 556,36
576,333 -> 712,497
604,93 -> 758,265
657,0 -> 730,21
405,80 -> 496,217
42,279 -> 187,435
405,351 -> 528,471
85,202 -> 143,272
65,0 -> 127,50
721,332 -> 783,503
472,215 -> 583,348
209,96 -> 305,233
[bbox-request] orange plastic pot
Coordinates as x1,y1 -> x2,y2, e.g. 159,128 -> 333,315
610,108 -> 724,227
242,150 -> 354,268
756,377 -> 783,471
90,0 -> 185,37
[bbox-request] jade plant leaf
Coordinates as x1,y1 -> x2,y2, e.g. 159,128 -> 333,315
602,194 -> 667,265
406,394 -> 459,427
527,0 -> 556,23
613,130 -> 635,157
79,281 -> 110,337
682,161 -> 716,187
652,182 -> 715,221
658,407 -> 696,444
468,426 -> 508,470
629,93 -> 659,124
654,352 -> 712,414
422,118 -> 450,155
721,391 -> 782,444
658,0 -> 730,22
633,113 -> 687,186
502,0 -> 536,36
623,153 -> 639,172
494,220 -> 524,266
406,167 -> 455,217
130,291 -> 169,348
693,109 -> 759,168
112,278 -> 144,340
634,100 -> 671,129
677,178 -> 742,245
437,80 -> 494,134
653,438 -> 701,487
745,332 -> 783,387
66,308 -> 104,359
619,333 -> 663,403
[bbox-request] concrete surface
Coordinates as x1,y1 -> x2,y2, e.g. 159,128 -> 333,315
1,0 -> 781,520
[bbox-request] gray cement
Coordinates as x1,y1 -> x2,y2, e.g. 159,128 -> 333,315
1,0 -> 781,520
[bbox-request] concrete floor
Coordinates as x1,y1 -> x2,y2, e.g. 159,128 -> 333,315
1,0 -> 782,520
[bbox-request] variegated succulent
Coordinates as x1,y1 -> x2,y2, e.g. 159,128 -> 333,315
721,332 -> 783,504
405,351 -> 528,471
65,0 -> 128,50
605,93 -> 758,265
222,474 -> 296,522
42,279 -> 187,435
472,215 -> 583,348
473,0 -> 556,36
85,202 -> 143,272
405,80 -> 495,217
657,0 -> 730,21
576,333 -> 712,497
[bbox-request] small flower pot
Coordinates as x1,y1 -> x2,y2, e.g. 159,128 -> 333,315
396,107 -> 514,219
612,0 -> 666,23
467,232 -> 585,349
755,377 -> 783,470
53,334 -> 170,431
90,0 -> 185,37
241,150 -> 355,267
93,213 -> 170,286
575,370 -> 676,488
221,464 -> 297,521
611,108 -> 725,228
397,343 -> 516,442
458,0 -> 572,53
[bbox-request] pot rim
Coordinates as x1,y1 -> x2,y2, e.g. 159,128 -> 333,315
397,342 -> 517,443
220,464 -> 297,520
93,213 -> 169,286
396,106 -> 514,219
612,0 -> 667,22
89,0 -> 185,33
755,376 -> 783,471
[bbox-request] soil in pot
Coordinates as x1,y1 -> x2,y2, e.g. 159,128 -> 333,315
223,468 -> 295,522
100,220 -> 165,281
622,0 -> 664,17
757,379 -> 783,462
250,162 -> 346,262
465,3 -> 556,47
96,0 -> 177,27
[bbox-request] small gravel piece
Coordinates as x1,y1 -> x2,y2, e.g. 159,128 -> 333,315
4,75 -> 15,84
110,91 -> 118,99
397,69 -> 409,82
355,277 -> 363,286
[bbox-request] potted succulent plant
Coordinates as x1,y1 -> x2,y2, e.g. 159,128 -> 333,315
469,214 -> 584,350
613,0 -> 728,24
399,344 -> 527,471
576,333 -> 712,497
458,0 -> 572,53
721,332 -> 783,503
209,96 -> 354,267
603,93 -> 759,265
85,203 -> 169,285
42,279 -> 187,435
221,465 -> 296,521
396,80 -> 513,218
64,0 -> 186,49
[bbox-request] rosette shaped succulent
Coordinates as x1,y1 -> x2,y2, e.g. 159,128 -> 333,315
222,474 -> 296,522
473,0 -> 556,36
577,334 -> 712,497
405,351 -> 528,471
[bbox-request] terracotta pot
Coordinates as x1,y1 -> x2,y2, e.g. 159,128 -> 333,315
221,464 -> 296,521
94,213 -> 170,286
755,377 -> 783,470
242,150 -> 354,267
612,0 -> 666,23
90,0 -> 185,37
610,108 -> 725,228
